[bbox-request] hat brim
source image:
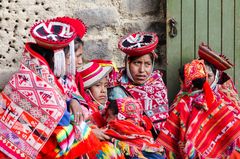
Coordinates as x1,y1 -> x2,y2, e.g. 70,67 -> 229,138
198,44 -> 234,71
84,66 -> 113,88
30,18 -> 77,50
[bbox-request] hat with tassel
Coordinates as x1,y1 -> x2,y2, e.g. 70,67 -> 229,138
30,16 -> 87,77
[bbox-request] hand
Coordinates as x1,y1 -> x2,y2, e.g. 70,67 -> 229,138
92,127 -> 110,141
69,99 -> 84,125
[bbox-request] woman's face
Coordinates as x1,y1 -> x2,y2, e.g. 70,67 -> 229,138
205,65 -> 215,85
65,45 -> 83,69
75,45 -> 83,69
128,54 -> 153,85
89,77 -> 108,105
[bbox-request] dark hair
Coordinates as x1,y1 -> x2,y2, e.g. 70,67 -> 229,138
192,77 -> 206,89
30,43 -> 54,71
178,65 -> 185,82
107,100 -> 119,115
64,36 -> 84,55
203,60 -> 216,75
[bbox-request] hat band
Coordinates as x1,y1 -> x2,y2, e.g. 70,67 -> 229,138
82,67 -> 104,82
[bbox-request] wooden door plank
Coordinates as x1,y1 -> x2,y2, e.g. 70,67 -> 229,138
208,0 -> 221,52
195,0 -> 208,56
166,0 -> 182,104
235,0 -> 240,92
222,0 -> 235,77
182,0 -> 195,64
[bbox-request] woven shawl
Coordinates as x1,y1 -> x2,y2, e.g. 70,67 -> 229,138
0,48 -> 66,158
119,70 -> 169,131
157,92 -> 240,158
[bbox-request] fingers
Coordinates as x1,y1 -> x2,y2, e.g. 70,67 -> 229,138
102,134 -> 110,140
74,111 -> 84,124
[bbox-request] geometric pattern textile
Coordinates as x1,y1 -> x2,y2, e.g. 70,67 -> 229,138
0,57 -> 66,158
119,70 -> 169,131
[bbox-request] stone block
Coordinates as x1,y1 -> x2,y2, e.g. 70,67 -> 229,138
83,39 -> 112,60
75,7 -> 119,29
145,22 -> 166,44
121,0 -> 160,15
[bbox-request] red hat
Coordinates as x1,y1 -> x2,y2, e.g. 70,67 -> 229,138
30,17 -> 77,50
56,16 -> 87,39
184,59 -> 207,89
116,97 -> 143,121
30,17 -> 87,77
77,62 -> 112,88
198,43 -> 234,71
118,32 -> 159,57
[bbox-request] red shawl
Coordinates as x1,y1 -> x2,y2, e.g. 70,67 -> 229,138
105,119 -> 163,155
119,70 -> 169,131
157,91 -> 240,158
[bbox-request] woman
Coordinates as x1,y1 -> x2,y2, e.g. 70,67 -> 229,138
157,59 -> 240,158
77,61 -> 164,159
198,43 -> 240,157
0,17 -> 106,159
116,32 -> 168,135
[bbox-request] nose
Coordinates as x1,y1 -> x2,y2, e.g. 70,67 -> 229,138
139,64 -> 144,73
101,86 -> 107,93
76,57 -> 83,66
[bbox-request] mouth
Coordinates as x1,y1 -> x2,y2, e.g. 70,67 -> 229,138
99,96 -> 107,100
135,75 -> 147,80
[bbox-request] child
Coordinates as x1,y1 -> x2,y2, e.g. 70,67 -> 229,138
76,61 -> 125,158
105,97 -> 165,159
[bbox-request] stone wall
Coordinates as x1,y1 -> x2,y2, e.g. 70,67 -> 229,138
0,0 -> 166,89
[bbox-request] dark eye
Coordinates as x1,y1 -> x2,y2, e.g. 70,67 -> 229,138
133,61 -> 141,65
145,62 -> 151,66
95,84 -> 100,87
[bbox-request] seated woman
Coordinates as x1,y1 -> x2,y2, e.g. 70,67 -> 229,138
0,17 -> 105,159
77,61 -> 164,159
198,43 -> 240,108
198,43 -> 240,157
116,32 -> 169,136
105,97 -> 165,159
157,59 -> 240,158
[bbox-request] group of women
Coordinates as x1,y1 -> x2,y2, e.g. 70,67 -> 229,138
0,16 -> 239,159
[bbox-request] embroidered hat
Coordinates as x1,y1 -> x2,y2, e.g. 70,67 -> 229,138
30,17 -> 87,77
116,97 -> 143,121
30,18 -> 77,50
184,59 -> 207,89
198,43 -> 234,71
77,62 -> 113,88
118,32 -> 159,57
56,16 -> 87,39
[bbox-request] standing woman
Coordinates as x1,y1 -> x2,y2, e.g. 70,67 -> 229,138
117,32 -> 168,135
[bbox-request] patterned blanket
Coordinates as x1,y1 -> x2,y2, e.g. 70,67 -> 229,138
0,49 -> 66,158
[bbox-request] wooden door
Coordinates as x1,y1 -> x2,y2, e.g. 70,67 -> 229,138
166,0 -> 240,104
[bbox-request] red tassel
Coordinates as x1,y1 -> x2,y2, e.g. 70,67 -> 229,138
203,82 -> 215,108
75,72 -> 86,99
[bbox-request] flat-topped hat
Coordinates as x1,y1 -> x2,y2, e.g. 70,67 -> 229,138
30,16 -> 87,77
118,32 -> 158,57
198,43 -> 234,71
